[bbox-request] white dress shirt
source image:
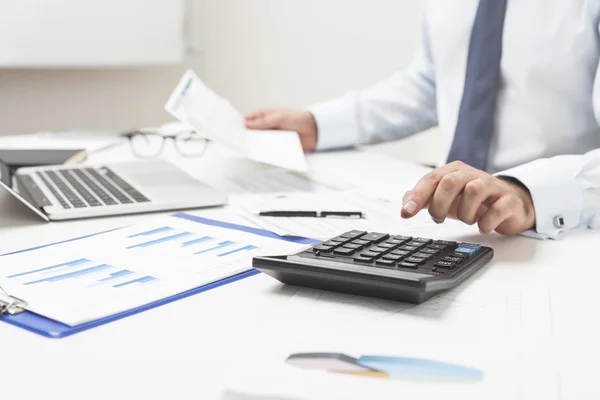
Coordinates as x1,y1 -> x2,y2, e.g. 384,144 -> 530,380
310,0 -> 600,239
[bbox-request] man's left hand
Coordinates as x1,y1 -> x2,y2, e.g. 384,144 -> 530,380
401,161 -> 536,235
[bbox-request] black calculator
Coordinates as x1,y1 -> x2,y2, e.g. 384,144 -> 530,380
253,230 -> 493,304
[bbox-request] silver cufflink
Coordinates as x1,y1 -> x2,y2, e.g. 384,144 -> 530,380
553,216 -> 565,228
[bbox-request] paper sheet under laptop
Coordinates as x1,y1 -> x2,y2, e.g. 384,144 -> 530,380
165,69 -> 308,172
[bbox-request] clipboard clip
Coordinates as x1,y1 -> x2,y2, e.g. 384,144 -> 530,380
0,282 -> 27,316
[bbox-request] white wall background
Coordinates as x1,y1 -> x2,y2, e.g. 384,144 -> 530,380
0,0 -> 441,164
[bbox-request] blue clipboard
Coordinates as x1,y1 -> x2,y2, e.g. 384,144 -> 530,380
0,213 -> 319,339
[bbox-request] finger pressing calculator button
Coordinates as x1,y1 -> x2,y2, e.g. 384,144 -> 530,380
313,245 -> 333,252
341,230 -> 368,239
398,261 -> 418,269
361,232 -> 390,243
434,260 -> 456,269
334,247 -> 356,256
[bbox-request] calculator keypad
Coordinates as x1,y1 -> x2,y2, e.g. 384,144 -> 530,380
304,231 -> 478,275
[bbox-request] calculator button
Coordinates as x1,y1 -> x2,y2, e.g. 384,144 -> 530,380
343,243 -> 364,250
341,230 -> 368,239
391,235 -> 412,241
398,261 -> 418,269
449,252 -> 469,259
378,242 -> 397,249
398,245 -> 419,252
334,247 -> 356,256
313,245 -> 333,252
382,254 -> 404,262
354,256 -> 374,263
434,260 -> 456,269
361,232 -> 390,243
360,251 -> 382,259
406,241 -> 426,249
352,239 -> 370,245
442,256 -> 463,263
391,250 -> 411,257
370,246 -> 390,253
376,259 -> 397,267
420,248 -> 440,255
405,256 -> 426,265
386,238 -> 409,245
455,244 -> 481,255
435,240 -> 457,247
322,241 -> 341,247
330,237 -> 348,243
413,237 -> 433,244
427,244 -> 447,251
413,252 -> 434,260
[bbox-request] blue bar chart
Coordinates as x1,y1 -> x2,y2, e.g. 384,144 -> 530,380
128,226 -> 173,238
127,232 -> 193,249
99,270 -> 134,282
7,258 -> 157,289
194,241 -> 235,255
124,226 -> 261,258
113,276 -> 157,288
24,264 -> 112,285
7,258 -> 91,279
218,245 -> 259,257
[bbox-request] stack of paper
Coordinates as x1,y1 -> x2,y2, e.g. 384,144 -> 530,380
165,69 -> 308,172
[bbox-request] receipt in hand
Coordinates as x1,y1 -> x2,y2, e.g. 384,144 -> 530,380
165,69 -> 308,172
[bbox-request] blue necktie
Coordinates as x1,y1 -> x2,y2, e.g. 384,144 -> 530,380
446,0 -> 508,171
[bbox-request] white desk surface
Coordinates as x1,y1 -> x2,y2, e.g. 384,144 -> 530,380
0,141 -> 598,400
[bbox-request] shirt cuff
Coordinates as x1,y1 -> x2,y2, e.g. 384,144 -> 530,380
309,93 -> 360,151
495,160 -> 583,240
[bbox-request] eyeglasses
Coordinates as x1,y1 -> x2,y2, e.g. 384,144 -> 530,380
121,129 -> 211,159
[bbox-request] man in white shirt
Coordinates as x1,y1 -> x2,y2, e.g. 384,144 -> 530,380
245,0 -> 600,239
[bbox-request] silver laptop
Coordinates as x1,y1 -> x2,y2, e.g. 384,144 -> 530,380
0,159 -> 227,221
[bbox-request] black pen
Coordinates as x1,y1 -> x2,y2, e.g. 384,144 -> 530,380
257,211 -> 365,218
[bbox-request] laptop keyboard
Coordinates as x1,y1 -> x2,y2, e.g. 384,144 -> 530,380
35,167 -> 150,209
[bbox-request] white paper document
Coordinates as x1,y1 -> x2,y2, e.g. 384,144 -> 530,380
165,69 -> 308,172
205,169 -> 353,195
0,212 -> 307,326
229,190 -> 435,240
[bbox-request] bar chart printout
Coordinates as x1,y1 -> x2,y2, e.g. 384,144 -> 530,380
0,212 -> 306,326
123,223 -> 263,259
7,258 -> 158,289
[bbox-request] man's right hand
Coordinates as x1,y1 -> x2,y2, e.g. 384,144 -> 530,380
245,109 -> 318,151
